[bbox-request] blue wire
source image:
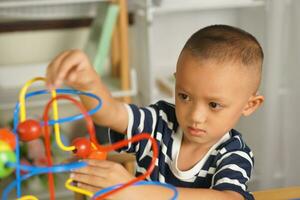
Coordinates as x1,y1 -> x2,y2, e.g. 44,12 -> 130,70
3,171 -> 38,200
8,88 -> 178,200
11,88 -> 102,198
2,161 -> 87,200
25,89 -> 102,126
92,181 -> 178,200
6,161 -> 87,173
13,102 -> 21,197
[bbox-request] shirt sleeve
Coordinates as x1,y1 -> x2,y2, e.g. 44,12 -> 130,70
108,103 -> 159,155
211,150 -> 255,200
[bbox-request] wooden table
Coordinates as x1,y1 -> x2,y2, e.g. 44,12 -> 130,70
253,186 -> 300,200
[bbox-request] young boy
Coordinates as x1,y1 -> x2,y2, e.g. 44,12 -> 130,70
46,24 -> 264,200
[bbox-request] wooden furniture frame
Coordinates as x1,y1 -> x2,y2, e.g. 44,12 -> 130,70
253,186 -> 300,200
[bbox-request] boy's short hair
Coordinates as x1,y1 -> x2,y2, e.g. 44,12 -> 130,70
183,24 -> 263,68
182,24 -> 263,91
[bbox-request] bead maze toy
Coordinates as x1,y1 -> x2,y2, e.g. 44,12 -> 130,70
0,77 -> 178,200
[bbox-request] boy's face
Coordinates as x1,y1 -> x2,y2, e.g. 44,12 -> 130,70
175,51 -> 263,148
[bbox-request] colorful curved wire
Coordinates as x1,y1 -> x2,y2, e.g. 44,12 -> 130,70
18,195 -> 39,200
4,79 -> 178,200
11,88 -> 102,199
42,94 -> 101,199
2,161 -> 87,200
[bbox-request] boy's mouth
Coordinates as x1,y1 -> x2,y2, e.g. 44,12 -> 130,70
187,126 -> 207,136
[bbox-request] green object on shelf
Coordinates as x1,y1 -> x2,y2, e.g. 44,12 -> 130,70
86,3 -> 119,75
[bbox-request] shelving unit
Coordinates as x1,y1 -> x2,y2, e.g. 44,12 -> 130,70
0,0 -> 136,117
0,1 -> 136,199
0,0 -> 101,19
151,0 -> 265,14
0,69 -> 137,111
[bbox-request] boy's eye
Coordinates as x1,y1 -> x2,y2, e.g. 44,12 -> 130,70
209,102 -> 222,110
178,93 -> 190,101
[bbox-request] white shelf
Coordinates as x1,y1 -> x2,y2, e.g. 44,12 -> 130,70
0,69 -> 137,110
152,0 -> 265,14
0,0 -> 108,8
0,0 -> 109,19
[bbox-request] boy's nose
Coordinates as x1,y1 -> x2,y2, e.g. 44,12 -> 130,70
189,104 -> 207,124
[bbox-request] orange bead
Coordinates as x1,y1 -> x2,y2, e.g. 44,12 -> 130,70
88,150 -> 107,160
0,141 -> 11,151
0,128 -> 16,150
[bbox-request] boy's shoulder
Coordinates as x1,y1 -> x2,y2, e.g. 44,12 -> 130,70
149,100 -> 177,120
131,100 -> 174,112
216,129 -> 253,157
128,100 -> 178,130
151,100 -> 175,110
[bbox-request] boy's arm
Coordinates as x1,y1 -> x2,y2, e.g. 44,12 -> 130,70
46,50 -> 128,133
71,160 -> 244,200
79,77 -> 128,133
121,185 -> 244,200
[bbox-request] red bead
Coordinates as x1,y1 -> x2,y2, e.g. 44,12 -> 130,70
17,119 -> 42,142
72,137 -> 92,158
0,128 -> 16,150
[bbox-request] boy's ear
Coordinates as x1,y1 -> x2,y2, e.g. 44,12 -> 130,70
242,94 -> 264,116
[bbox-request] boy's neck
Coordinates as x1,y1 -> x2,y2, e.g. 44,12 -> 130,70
177,137 -> 213,171
181,135 -> 217,152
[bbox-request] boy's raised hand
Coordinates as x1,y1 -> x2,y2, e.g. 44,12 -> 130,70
46,50 -> 99,92
46,50 -> 129,140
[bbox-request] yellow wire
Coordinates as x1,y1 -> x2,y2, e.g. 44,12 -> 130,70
19,77 -> 45,122
65,178 -> 93,197
19,77 -> 75,151
51,89 -> 75,151
18,195 -> 38,200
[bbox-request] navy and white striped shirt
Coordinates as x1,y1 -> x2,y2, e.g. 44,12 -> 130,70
109,101 -> 254,200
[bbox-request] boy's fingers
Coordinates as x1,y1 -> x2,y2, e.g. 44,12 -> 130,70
77,182 -> 102,193
55,50 -> 85,87
72,166 -> 108,178
67,68 -> 78,83
46,51 -> 70,88
71,172 -> 106,188
84,159 -> 120,169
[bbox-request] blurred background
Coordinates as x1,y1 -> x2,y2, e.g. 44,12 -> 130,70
0,0 -> 299,199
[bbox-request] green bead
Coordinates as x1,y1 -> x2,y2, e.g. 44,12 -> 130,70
0,150 -> 16,178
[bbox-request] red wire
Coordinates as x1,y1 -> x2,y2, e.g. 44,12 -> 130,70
43,106 -> 56,200
94,133 -> 158,200
42,95 -> 159,200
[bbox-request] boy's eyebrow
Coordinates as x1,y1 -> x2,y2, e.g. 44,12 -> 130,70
206,96 -> 229,103
176,85 -> 229,103
176,85 -> 190,93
